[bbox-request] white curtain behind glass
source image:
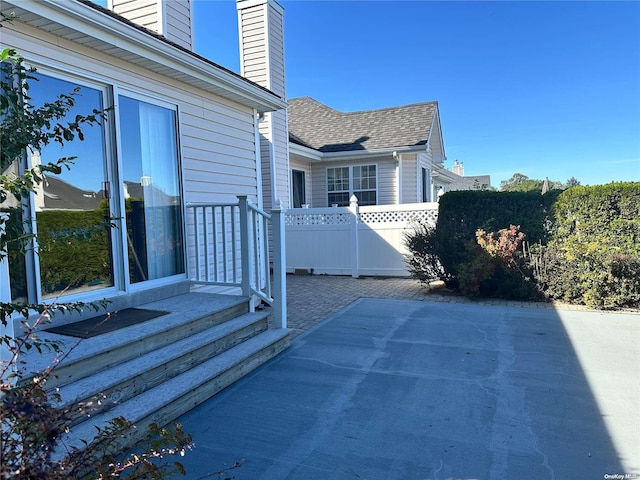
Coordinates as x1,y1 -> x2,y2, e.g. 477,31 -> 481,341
138,102 -> 179,279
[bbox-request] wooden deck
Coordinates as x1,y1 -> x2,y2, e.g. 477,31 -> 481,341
18,291 -> 291,454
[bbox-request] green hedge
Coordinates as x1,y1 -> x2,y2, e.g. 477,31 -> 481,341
434,190 -> 560,279
541,182 -> 640,308
416,184 -> 640,308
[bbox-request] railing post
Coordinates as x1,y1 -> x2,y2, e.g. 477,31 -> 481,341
238,196 -> 252,299
349,195 -> 359,278
271,199 -> 287,329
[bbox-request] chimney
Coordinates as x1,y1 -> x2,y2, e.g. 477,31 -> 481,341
110,0 -> 193,50
453,160 -> 464,176
237,0 -> 289,209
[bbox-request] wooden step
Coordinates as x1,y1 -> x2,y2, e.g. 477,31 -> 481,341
24,293 -> 249,390
56,328 -> 291,454
55,311 -> 270,426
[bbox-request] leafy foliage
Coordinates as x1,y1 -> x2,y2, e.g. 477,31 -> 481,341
404,182 -> 639,308
538,182 -> 640,308
499,172 -> 578,192
433,189 -> 560,279
403,221 -> 449,285
457,225 -> 542,300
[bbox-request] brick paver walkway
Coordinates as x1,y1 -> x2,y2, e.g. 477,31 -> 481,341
284,275 -> 575,338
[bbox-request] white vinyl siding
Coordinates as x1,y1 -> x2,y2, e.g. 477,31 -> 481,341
111,0 -> 160,32
111,0 -> 193,50
267,5 -> 285,97
417,152 -> 432,202
239,5 -> 268,86
377,159 -> 396,205
238,0 -> 288,209
271,108 -> 290,208
164,0 -> 192,50
400,153 -> 418,203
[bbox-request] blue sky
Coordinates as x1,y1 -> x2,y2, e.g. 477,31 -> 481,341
193,0 -> 640,188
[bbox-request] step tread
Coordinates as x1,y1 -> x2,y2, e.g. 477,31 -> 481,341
54,311 -> 269,407
61,329 -> 291,451
24,293 -> 249,374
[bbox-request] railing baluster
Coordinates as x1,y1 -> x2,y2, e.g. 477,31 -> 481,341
185,199 -> 283,328
263,214 -> 271,299
193,207 -> 201,281
233,205 -> 238,284
202,207 -> 209,282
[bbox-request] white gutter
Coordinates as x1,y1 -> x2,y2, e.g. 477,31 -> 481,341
1,0 -> 287,113
290,143 -> 427,163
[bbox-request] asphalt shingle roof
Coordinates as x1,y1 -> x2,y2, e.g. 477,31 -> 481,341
287,97 -> 438,153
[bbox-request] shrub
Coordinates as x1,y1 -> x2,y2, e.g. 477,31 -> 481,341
539,182 -> 640,308
403,221 -> 450,285
1,310 -> 193,479
457,225 -> 542,300
434,190 -> 560,279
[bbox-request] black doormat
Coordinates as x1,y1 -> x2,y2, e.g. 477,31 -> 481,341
44,308 -> 169,339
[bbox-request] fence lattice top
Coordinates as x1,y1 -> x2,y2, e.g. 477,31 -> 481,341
285,212 -> 355,226
360,209 -> 438,226
285,205 -> 438,227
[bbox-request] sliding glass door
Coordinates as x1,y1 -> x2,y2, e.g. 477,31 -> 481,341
118,95 -> 184,284
29,74 -> 115,299
3,71 -> 186,303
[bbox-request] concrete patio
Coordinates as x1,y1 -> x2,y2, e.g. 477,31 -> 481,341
177,276 -> 640,479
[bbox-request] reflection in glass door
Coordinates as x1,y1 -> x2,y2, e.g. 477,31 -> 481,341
29,74 -> 114,299
118,95 -> 184,284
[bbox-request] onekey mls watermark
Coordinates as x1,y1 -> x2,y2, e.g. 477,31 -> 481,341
603,475 -> 638,479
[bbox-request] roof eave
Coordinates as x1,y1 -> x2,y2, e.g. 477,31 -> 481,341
0,0 -> 287,113
289,143 -> 428,162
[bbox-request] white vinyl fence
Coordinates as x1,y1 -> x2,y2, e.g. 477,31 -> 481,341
285,198 -> 439,277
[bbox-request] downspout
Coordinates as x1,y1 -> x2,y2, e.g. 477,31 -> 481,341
254,109 -> 264,209
393,151 -> 402,204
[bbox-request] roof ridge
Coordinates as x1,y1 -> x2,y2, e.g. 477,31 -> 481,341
341,100 -> 438,116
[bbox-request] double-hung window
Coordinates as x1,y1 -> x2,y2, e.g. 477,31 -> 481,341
327,165 -> 377,206
327,167 -> 350,206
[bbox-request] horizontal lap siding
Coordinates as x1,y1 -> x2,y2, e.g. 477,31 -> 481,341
112,0 -> 159,32
417,152 -> 431,203
310,163 -> 329,207
239,6 -> 267,83
268,6 -> 285,97
272,109 -> 289,208
377,159 -> 396,205
164,0 -> 192,50
401,153 -> 418,204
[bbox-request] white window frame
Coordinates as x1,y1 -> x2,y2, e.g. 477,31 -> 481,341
15,64 -> 123,305
326,164 -> 378,206
114,89 -> 187,292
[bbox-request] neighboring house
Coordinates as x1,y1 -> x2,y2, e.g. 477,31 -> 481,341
0,0 -> 287,310
447,159 -> 492,191
287,97 -> 452,207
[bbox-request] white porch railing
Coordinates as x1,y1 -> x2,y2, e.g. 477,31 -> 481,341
285,197 -> 438,278
186,196 -> 286,328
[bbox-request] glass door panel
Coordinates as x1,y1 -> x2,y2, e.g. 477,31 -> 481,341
29,74 -> 114,299
118,95 -> 184,284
